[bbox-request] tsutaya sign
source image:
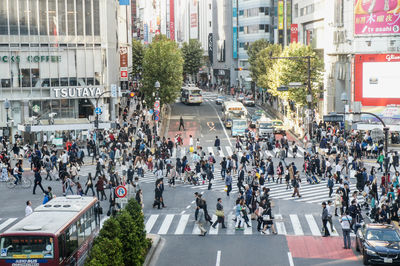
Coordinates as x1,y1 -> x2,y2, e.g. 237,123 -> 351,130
52,87 -> 104,98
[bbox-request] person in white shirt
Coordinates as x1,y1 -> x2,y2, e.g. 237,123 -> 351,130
25,201 -> 33,216
327,201 -> 335,233
189,135 -> 194,147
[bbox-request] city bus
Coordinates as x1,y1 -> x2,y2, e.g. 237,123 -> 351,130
0,196 -> 101,266
180,85 -> 203,105
222,101 -> 247,128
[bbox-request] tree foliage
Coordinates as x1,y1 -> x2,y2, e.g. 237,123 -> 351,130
259,42 -> 323,107
85,199 -> 151,266
253,44 -> 282,88
142,35 -> 183,106
247,39 -> 270,85
182,39 -> 203,79
131,39 -> 145,78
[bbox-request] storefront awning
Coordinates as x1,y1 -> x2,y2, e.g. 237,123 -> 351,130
17,122 -> 114,133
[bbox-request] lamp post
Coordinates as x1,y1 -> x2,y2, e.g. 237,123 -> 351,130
341,92 -> 348,140
4,99 -> 10,143
154,81 -> 160,136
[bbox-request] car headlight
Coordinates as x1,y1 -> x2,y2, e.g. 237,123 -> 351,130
366,248 -> 377,256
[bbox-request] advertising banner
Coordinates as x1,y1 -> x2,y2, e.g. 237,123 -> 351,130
355,53 -> 400,106
278,0 -> 284,30
119,0 -> 130,5
120,47 -> 128,68
232,0 -> 238,59
290,24 -> 298,43
190,0 -> 198,39
354,0 -> 400,35
208,33 -> 213,64
170,0 -> 175,41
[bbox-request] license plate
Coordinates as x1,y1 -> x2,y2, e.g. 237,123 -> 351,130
384,258 -> 393,263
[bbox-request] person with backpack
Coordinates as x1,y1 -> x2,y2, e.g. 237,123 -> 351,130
340,211 -> 353,249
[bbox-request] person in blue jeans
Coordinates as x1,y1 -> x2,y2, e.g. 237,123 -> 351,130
340,211 -> 353,249
225,171 -> 232,196
13,162 -> 22,185
220,157 -> 227,179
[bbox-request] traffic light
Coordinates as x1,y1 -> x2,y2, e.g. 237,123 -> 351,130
129,92 -> 135,98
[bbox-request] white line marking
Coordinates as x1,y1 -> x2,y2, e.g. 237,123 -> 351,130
208,146 -> 214,156
275,214 -> 287,235
0,218 -> 17,231
180,210 -> 185,215
145,215 -> 159,233
209,215 -> 218,235
244,215 -> 252,235
226,146 -> 233,156
192,221 -> 201,235
288,252 -> 294,266
216,250 -> 221,266
175,214 -> 190,235
209,102 -> 232,147
158,214 -> 174,234
289,214 -> 304,236
186,205 -> 191,209
305,214 -> 321,236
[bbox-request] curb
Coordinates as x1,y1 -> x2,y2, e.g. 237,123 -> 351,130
144,234 -> 163,266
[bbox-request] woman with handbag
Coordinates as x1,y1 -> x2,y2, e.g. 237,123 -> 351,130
261,202 -> 277,234
212,198 -> 226,229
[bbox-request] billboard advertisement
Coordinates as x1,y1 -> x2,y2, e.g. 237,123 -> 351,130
232,0 -> 238,59
170,0 -> 175,41
278,0 -> 284,30
290,24 -> 298,43
355,54 -> 400,106
354,0 -> 400,35
190,0 -> 198,39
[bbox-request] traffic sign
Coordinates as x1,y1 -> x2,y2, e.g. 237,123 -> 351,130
95,107 -> 102,114
111,84 -> 118,98
323,114 -> 344,122
115,185 -> 127,198
121,70 -> 128,78
277,86 -> 289,91
154,110 -> 160,116
116,198 -> 128,204
154,101 -> 160,109
155,115 -> 160,121
149,109 -> 154,115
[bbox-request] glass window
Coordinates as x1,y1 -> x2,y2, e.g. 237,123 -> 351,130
9,0 -> 18,34
77,217 -> 85,246
60,78 -> 68,86
239,10 -> 243,16
29,0 -> 38,35
48,0 -> 57,35
265,7 -> 269,15
69,78 -> 77,86
21,69 -> 31,87
85,0 -> 92,35
259,24 -> 264,30
66,224 -> 78,258
41,78 -> 50,87
58,0 -> 66,35
51,100 -> 60,113
265,24 -> 269,33
67,0 -> 75,35
58,234 -> 66,262
259,7 -> 264,13
19,0 -> 29,35
76,0 -> 83,35
39,0 -> 47,35
86,78 -> 94,86
84,212 -> 92,237
0,236 -> 54,259
51,78 -> 60,87
239,26 -> 243,32
93,0 -> 99,35
1,79 -> 11,88
0,0 -> 8,34
31,69 -> 40,87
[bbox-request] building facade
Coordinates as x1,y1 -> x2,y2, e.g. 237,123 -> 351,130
0,0 -> 131,142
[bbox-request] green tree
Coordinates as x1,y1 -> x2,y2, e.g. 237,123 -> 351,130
254,44 -> 282,89
131,39 -> 145,78
142,35 -> 183,106
85,237 -> 124,266
265,43 -> 323,107
116,210 -> 150,266
247,39 -> 269,85
182,39 -> 203,82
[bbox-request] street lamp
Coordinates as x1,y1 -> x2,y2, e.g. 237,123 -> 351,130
341,92 -> 348,140
4,99 -> 10,143
154,81 -> 161,136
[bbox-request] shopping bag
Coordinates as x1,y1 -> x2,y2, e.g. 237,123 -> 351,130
189,146 -> 194,153
224,186 -> 228,192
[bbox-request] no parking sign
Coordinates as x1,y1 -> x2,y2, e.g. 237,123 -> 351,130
115,185 -> 127,198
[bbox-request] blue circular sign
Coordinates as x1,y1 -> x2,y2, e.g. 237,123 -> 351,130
154,110 -> 160,116
155,115 -> 160,121
95,107 -> 102,114
149,109 -> 154,115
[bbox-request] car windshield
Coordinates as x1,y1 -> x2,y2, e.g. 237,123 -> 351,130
252,116 -> 260,120
260,123 -> 273,129
366,229 -> 400,241
273,121 -> 283,126
0,236 -> 54,259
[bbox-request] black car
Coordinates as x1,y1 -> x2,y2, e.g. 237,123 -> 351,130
356,224 -> 400,265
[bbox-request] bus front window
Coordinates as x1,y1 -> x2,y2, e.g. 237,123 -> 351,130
0,236 -> 54,259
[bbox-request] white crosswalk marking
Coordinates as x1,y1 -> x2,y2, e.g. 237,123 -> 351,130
180,147 -> 186,158
158,214 -> 174,234
192,221 -> 201,235
226,146 -> 233,157
244,215 -> 252,235
218,148 -> 225,158
289,214 -> 304,236
275,214 -> 287,235
0,218 -> 17,231
227,214 -> 235,235
145,215 -> 159,233
305,214 -> 321,236
209,215 -> 218,235
175,215 -> 189,235
208,147 -> 214,156
172,148 -> 177,158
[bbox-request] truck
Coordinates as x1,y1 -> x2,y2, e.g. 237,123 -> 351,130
257,117 -> 274,140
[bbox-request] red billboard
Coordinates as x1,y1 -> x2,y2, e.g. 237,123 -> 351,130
170,0 -> 175,41
355,53 -> 400,106
290,24 -> 298,43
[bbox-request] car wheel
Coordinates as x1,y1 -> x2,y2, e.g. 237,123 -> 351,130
362,252 -> 369,265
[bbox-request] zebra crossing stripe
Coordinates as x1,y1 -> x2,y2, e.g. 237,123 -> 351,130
227,214 -> 235,235
158,214 -> 174,235
180,147 -> 186,158
208,147 -> 214,156
331,225 -> 340,237
192,221 -> 201,235
289,214 -> 304,236
218,149 -> 225,158
0,218 -> 17,231
305,214 -> 321,236
175,214 -> 189,235
275,214 -> 287,235
172,148 -> 177,158
145,215 -> 159,233
244,215 -> 252,235
209,215 -> 219,235
226,146 -> 233,157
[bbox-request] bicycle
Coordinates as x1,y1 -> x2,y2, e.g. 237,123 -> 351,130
6,175 -> 32,189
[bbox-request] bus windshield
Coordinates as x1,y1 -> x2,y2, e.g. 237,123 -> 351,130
190,90 -> 202,96
259,123 -> 273,129
0,236 -> 54,259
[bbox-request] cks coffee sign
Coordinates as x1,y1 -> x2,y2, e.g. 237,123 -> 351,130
354,0 -> 400,35
290,24 -> 298,43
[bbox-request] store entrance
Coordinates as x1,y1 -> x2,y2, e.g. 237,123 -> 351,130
78,99 -> 94,119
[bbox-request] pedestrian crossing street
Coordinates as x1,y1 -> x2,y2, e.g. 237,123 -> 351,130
170,145 -> 305,159
126,166 -> 364,205
144,212 -> 355,237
